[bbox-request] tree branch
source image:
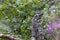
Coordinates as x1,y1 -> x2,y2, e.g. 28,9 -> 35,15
0,34 -> 16,40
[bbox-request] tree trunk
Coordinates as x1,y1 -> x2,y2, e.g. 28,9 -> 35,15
31,12 -> 43,40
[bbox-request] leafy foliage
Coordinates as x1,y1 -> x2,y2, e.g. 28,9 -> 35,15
0,0 -> 60,40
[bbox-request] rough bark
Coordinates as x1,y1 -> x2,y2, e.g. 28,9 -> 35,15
31,12 -> 43,40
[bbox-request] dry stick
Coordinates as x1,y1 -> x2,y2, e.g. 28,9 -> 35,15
0,34 -> 16,40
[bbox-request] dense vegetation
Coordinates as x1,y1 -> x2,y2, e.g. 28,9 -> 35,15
0,0 -> 60,40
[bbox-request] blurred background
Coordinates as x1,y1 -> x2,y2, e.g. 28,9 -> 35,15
0,0 -> 60,40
